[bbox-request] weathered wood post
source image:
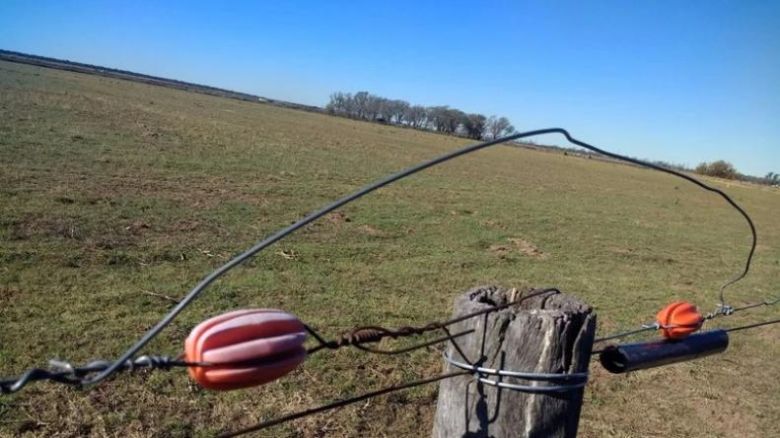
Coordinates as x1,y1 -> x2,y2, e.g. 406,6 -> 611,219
432,286 -> 595,438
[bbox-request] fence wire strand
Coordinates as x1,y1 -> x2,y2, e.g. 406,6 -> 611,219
52,128 -> 752,387
0,289 -> 557,394
217,301 -> 780,436
216,370 -> 470,438
594,293 -> 780,344
0,127 -> 767,436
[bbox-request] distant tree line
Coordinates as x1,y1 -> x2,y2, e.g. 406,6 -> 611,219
695,160 -> 738,179
325,91 -> 777,187
326,91 -> 516,140
693,160 -> 779,186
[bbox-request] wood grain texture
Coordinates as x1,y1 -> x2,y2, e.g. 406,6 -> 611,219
432,286 -> 595,438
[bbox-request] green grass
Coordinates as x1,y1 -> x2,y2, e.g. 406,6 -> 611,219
1,59 -> 779,437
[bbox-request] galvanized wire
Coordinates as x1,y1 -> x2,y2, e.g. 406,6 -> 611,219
216,370 -> 470,438
594,293 -> 780,344
304,288 -> 559,355
217,288 -> 571,436
69,127 -> 756,387
0,289 -> 558,394
0,127 -> 760,410
442,353 -> 589,393
725,316 -> 780,333
216,311 -> 780,437
0,356 -> 196,394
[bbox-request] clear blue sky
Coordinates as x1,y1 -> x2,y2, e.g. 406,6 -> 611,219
1,1 -> 778,176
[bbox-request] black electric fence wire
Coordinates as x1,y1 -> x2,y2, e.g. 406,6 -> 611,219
594,293 -> 780,344
0,289 -> 557,394
216,370 -> 471,438
731,295 -> 780,313
0,129 -> 761,399
60,128 -> 755,387
218,303 -> 780,437
350,329 -> 474,356
1,297 -> 776,435
6,302 -> 775,395
724,316 -> 780,333
219,289 -> 561,437
304,288 -> 559,355
0,356 -> 200,394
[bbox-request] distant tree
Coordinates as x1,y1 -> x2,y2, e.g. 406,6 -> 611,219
365,94 -> 385,121
326,92 -> 348,114
384,99 -> 409,124
342,92 -> 357,116
444,108 -> 465,134
766,172 -> 779,185
326,91 -> 515,140
405,105 -> 428,129
460,113 -> 487,139
427,106 -> 451,133
695,160 -> 738,179
428,107 -> 466,135
352,91 -> 371,119
485,116 -> 515,139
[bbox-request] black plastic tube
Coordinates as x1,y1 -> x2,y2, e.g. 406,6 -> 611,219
599,330 -> 729,374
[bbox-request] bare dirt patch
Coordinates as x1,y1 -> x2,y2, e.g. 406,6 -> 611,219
326,211 -> 351,224
489,238 -> 546,258
508,237 -> 545,257
488,244 -> 512,258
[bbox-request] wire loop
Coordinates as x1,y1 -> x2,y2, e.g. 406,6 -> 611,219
596,293 -> 779,344
0,355 -> 191,394
443,353 -> 589,393
70,128 -> 756,386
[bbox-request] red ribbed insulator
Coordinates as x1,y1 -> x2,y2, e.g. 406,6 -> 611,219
656,301 -> 703,339
185,309 -> 307,390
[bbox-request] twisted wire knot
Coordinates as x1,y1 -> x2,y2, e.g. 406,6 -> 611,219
332,326 -> 428,348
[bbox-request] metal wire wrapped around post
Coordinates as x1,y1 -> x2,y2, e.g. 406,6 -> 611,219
442,352 -> 589,393
433,286 -> 596,438
72,128 -> 756,387
0,125 -> 768,437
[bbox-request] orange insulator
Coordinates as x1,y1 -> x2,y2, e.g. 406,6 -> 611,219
655,301 -> 703,339
185,309 -> 307,390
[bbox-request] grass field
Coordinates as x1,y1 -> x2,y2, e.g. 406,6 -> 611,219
1,60 -> 779,437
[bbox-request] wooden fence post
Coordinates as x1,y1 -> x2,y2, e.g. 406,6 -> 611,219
432,286 -> 596,438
